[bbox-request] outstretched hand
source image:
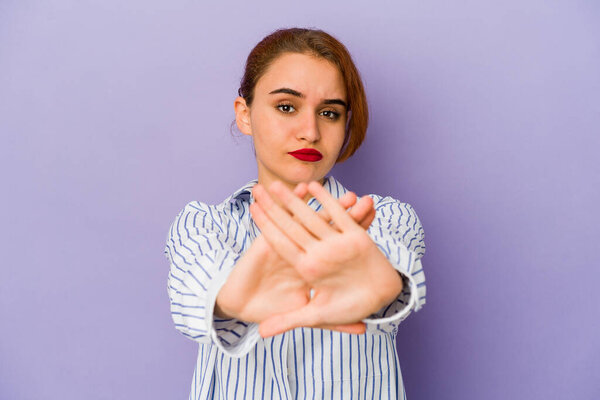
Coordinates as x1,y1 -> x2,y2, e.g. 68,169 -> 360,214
215,181 -> 377,336
250,181 -> 404,338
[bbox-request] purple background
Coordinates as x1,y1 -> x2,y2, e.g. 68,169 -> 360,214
1,1 -> 599,399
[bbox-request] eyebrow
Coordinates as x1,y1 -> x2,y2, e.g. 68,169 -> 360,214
269,87 -> 348,109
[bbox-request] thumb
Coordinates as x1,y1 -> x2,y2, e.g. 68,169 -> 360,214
317,322 -> 366,335
259,306 -> 367,337
351,196 -> 375,230
259,304 -> 321,338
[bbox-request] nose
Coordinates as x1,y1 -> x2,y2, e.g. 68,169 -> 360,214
296,111 -> 320,143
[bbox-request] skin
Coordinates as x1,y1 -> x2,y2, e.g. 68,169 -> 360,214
215,184 -> 376,335
217,52 -> 403,337
234,52 -> 348,201
251,181 -> 404,337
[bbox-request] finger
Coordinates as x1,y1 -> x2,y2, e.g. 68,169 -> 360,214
328,205 -> 374,231
259,302 -> 367,338
260,320 -> 366,338
348,195 -> 373,219
249,202 -> 303,265
317,192 -> 376,232
268,181 -> 334,240
348,196 -> 375,229
316,322 -> 366,335
258,304 -> 321,338
317,191 -> 358,230
293,182 -> 334,230
337,191 -> 357,209
293,184 -> 359,214
292,183 -> 366,231
294,184 -> 360,224
293,182 -> 347,232
253,184 -> 316,250
307,181 -> 357,232
358,207 -> 376,230
294,182 -> 357,210
293,182 -> 309,199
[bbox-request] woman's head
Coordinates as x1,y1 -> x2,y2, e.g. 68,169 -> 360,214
237,28 -> 368,164
235,51 -> 347,191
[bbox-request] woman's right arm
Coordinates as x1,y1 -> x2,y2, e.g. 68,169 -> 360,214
165,198 -> 328,357
165,201 -> 262,357
165,189 -> 375,354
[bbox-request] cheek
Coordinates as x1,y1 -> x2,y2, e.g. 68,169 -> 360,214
325,125 -> 347,150
253,120 -> 288,154
253,111 -> 290,137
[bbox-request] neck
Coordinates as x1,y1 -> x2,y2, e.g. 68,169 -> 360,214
257,174 -> 327,203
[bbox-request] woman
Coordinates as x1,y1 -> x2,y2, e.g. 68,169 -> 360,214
165,27 -> 426,399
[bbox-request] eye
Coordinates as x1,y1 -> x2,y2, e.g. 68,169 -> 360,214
276,103 -> 295,113
320,110 -> 341,120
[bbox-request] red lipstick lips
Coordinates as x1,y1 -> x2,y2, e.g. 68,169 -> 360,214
288,148 -> 323,162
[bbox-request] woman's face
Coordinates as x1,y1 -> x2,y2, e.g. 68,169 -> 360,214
235,52 -> 348,192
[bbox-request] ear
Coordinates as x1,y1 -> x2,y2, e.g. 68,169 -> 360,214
234,96 -> 252,136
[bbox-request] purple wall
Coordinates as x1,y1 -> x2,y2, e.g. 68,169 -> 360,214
1,1 -> 598,399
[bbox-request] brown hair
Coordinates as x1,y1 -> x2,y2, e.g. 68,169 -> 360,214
238,28 -> 368,163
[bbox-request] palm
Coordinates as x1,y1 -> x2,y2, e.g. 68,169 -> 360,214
250,181 -> 403,337
294,228 -> 369,282
216,183 -> 376,332
289,232 -> 399,328
218,234 -> 310,323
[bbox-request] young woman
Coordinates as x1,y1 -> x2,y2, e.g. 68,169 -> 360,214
165,27 -> 426,399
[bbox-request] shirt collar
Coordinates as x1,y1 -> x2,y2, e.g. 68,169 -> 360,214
228,175 -> 349,205
228,179 -> 258,203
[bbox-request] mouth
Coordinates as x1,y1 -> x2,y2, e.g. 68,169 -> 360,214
288,148 -> 323,162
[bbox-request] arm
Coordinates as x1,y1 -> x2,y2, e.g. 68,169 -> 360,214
214,185 -> 378,337
361,196 -> 427,334
164,201 -> 259,357
251,181 -> 422,337
166,189 -> 374,354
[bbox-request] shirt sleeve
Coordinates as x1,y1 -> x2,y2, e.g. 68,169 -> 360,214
360,195 -> 427,334
164,201 -> 260,357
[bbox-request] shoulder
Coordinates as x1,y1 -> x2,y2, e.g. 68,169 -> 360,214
328,175 -> 423,231
168,180 -> 256,234
364,194 -> 426,254
171,198 -> 241,234
367,194 -> 422,225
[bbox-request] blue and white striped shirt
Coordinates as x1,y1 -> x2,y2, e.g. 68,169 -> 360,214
165,176 -> 426,399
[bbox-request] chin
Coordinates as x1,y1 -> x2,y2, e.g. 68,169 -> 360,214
288,169 -> 326,185
264,160 -> 328,187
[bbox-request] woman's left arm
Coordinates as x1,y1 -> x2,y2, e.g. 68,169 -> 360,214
361,195 -> 426,334
251,181 -> 426,337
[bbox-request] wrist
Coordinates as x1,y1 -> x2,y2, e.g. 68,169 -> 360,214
367,247 -> 404,309
213,236 -> 270,321
214,293 -> 235,319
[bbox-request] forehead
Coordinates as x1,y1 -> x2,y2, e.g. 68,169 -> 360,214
255,52 -> 346,100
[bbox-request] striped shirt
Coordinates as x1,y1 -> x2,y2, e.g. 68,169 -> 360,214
165,175 -> 426,399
